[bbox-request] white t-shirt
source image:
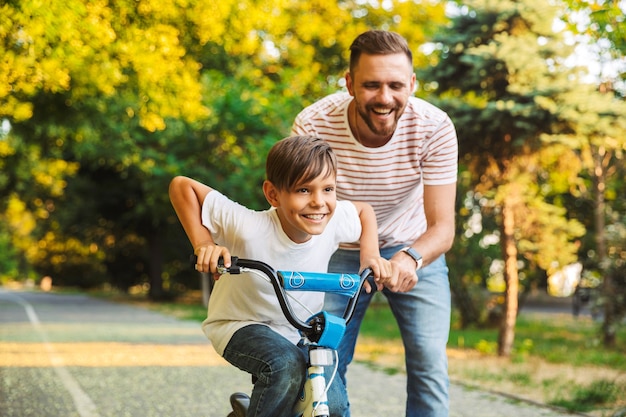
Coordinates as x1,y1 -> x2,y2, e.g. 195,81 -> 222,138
292,92 -> 458,248
200,190 -> 362,355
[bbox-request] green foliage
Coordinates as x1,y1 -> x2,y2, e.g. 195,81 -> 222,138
562,0 -> 626,82
1,0 -> 624,337
550,379 -> 623,413
447,166 -> 502,327
417,0 -> 626,352
0,222 -> 21,283
0,0 -> 448,294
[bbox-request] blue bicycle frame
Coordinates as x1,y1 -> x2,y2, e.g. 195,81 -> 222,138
192,255 -> 373,417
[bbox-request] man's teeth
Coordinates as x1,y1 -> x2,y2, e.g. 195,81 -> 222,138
373,107 -> 391,114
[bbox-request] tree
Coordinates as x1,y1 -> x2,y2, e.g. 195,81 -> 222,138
1,0 -> 209,295
547,85 -> 626,346
1,0 -> 448,296
419,0 -> 588,355
562,0 -> 626,93
558,0 -> 626,346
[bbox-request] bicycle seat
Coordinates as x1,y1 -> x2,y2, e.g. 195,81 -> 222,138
229,392 -> 250,417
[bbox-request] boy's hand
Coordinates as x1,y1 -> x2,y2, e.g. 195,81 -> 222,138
194,243 -> 231,280
361,257 -> 393,293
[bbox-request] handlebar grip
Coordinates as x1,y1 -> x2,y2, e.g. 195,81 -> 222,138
189,254 -> 239,274
278,271 -> 362,297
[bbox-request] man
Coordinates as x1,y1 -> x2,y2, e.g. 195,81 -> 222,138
291,30 -> 458,417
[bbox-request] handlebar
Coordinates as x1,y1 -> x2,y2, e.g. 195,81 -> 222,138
190,255 -> 374,344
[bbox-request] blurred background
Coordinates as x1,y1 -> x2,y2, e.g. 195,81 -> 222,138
1,0 -> 625,350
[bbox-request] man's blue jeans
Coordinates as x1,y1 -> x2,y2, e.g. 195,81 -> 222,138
222,324 -> 349,417
325,247 -> 451,417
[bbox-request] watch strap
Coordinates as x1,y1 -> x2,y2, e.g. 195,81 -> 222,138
401,247 -> 423,270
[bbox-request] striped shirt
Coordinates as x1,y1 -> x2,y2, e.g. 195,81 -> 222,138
291,92 -> 458,248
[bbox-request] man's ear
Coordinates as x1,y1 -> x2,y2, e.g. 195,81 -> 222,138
263,180 -> 280,207
345,71 -> 354,96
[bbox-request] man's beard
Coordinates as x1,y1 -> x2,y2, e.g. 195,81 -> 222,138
357,102 -> 404,138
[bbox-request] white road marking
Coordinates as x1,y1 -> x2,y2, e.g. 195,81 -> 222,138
1,291 -> 101,417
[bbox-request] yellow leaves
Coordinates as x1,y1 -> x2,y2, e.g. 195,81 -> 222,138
2,0 -> 208,127
5,195 -> 36,237
0,140 -> 15,157
136,0 -> 191,20
139,112 -> 166,133
0,99 -> 33,122
40,59 -> 72,92
187,0 -> 230,45
3,0 -> 450,129
1,0 -> 102,116
31,158 -> 79,197
36,231 -> 105,267
116,23 -> 207,128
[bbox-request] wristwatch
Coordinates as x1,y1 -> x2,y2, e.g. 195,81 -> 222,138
401,247 -> 423,270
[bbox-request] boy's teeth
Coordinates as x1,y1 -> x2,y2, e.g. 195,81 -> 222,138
305,214 -> 324,220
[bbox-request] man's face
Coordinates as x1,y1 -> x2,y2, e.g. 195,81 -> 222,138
347,52 -> 416,138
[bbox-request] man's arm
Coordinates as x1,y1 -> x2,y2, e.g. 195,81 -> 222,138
168,176 -> 231,273
352,201 -> 393,289
388,182 -> 456,292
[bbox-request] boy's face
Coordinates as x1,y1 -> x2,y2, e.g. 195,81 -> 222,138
264,172 -> 337,244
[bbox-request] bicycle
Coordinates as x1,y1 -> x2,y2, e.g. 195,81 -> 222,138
191,255 -> 373,417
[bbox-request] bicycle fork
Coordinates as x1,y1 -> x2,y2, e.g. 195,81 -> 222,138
295,346 -> 335,417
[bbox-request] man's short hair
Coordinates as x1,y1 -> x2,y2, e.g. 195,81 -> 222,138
349,30 -> 413,73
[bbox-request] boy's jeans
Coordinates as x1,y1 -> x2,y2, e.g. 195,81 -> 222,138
324,246 -> 451,417
223,324 -> 349,417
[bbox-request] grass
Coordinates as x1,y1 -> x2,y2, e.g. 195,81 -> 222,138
551,379 -> 621,413
340,295 -> 626,416
104,289 -> 626,416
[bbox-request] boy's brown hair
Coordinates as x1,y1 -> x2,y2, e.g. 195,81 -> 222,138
266,136 -> 337,191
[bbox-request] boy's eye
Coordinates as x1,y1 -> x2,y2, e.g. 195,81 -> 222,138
324,187 -> 335,192
296,188 -> 309,193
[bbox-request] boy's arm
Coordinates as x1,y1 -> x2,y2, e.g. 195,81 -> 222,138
168,176 -> 231,273
351,201 -> 393,290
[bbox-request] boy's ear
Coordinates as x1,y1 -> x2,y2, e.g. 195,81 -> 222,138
263,180 -> 280,207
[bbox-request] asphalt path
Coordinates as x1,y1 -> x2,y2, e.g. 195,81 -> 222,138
1,288 -> 583,417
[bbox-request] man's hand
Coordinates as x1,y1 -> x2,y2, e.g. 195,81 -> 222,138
385,252 -> 419,292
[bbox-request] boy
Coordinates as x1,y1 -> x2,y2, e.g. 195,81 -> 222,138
169,135 -> 392,417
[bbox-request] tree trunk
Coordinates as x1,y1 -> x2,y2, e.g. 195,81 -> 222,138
593,146 -> 615,347
450,273 -> 482,328
148,230 -> 164,300
498,196 -> 519,357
